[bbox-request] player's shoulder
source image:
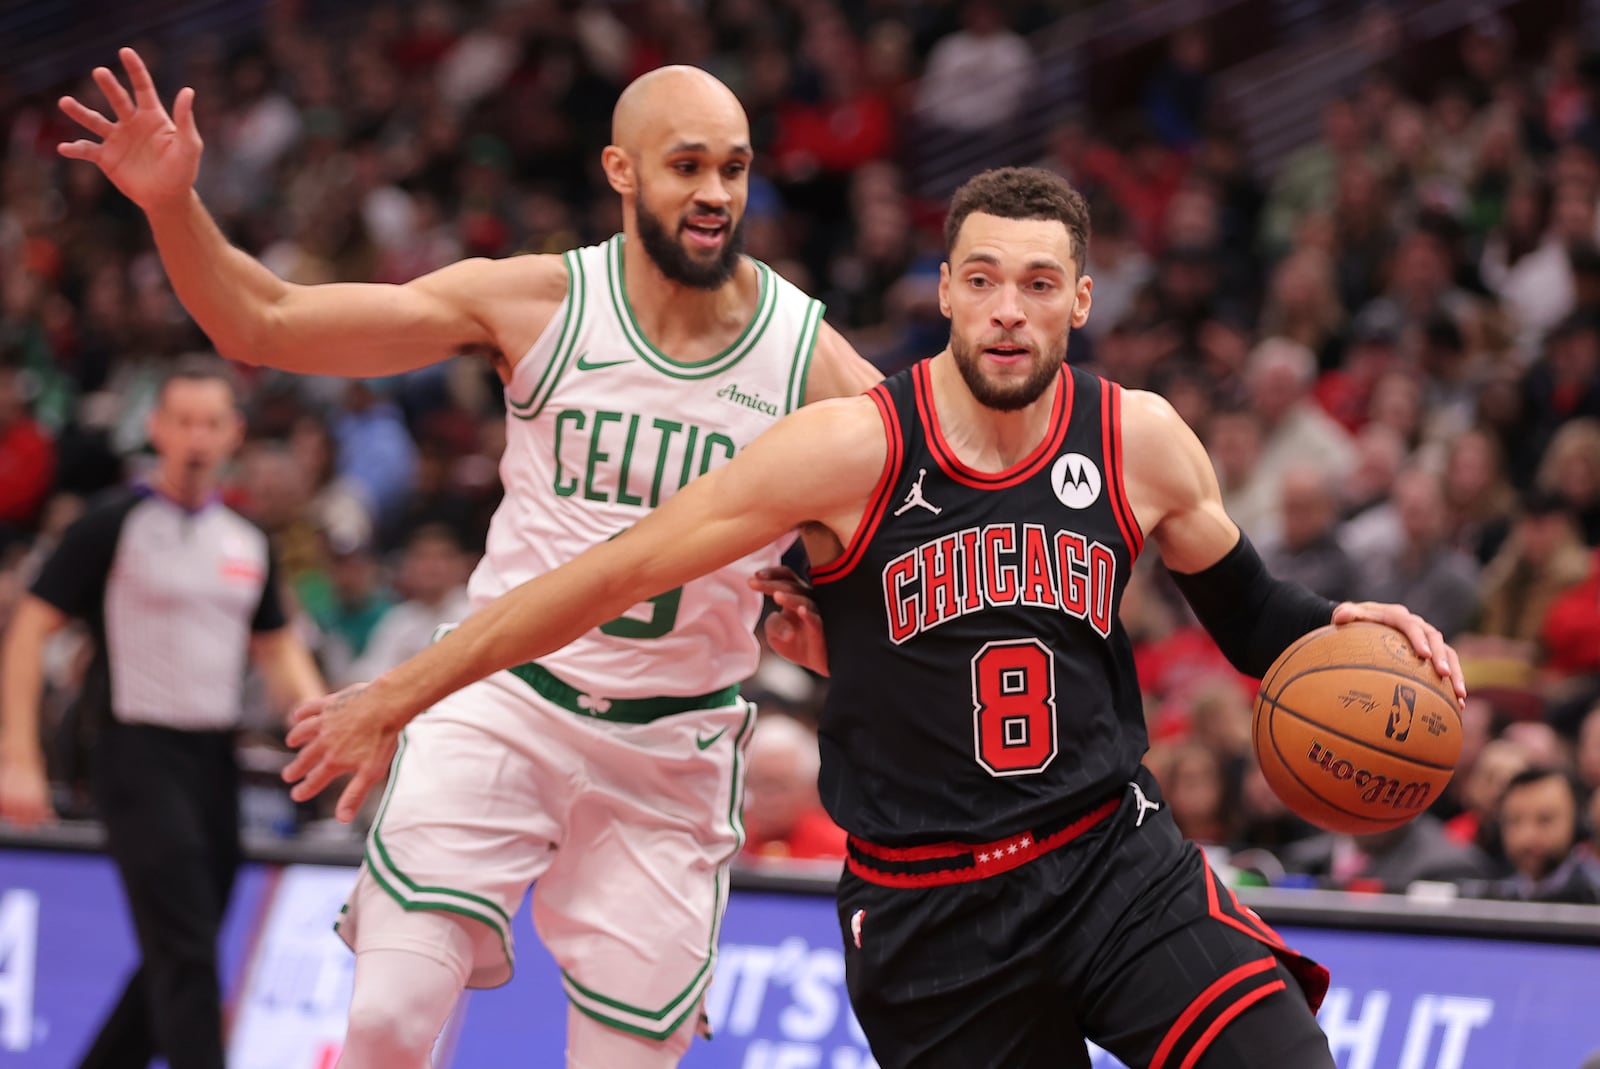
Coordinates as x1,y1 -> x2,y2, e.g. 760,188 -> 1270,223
1116,387 -> 1196,451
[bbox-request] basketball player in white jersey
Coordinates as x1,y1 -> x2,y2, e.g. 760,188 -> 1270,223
59,49 -> 879,1068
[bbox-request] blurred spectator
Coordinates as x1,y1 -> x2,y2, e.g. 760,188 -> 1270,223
1283,816 -> 1493,892
0,363 -> 56,535
1313,301 -> 1402,434
1519,312 -> 1600,474
332,379 -> 419,529
1474,491 -> 1593,647
1340,422 -> 1407,523
1205,405 -> 1277,544
1539,543 -> 1600,683
1142,26 -> 1213,150
740,712 -> 845,862
1246,337 -> 1356,497
1578,703 -> 1600,796
1441,426 -> 1517,564
1259,248 -> 1347,372
1262,97 -> 1367,254
1261,465 -> 1359,603
1444,735 -> 1531,861
1475,768 -> 1600,904
1152,740 -> 1235,848
1356,466 -> 1481,640
345,524 -> 471,685
1537,417 -> 1600,545
313,534 -> 394,686
914,0 -> 1035,138
1079,201 -> 1151,339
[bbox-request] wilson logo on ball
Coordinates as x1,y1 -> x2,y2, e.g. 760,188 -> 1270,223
1305,740 -> 1433,811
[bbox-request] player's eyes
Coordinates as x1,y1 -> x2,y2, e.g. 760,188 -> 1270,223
968,276 -> 990,288
723,163 -> 746,178
674,161 -> 697,174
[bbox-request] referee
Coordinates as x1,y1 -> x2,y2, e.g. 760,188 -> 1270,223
0,358 -> 323,1069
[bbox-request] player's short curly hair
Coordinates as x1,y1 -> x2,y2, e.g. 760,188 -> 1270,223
944,167 -> 1092,275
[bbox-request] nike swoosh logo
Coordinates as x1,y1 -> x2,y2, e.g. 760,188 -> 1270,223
575,351 -> 630,372
695,727 -> 728,751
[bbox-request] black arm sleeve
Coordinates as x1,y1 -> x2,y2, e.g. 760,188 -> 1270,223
250,541 -> 289,633
29,490 -> 139,619
1168,533 -> 1337,678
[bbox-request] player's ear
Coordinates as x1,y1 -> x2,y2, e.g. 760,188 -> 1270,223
938,262 -> 952,319
1072,273 -> 1093,330
601,145 -> 634,197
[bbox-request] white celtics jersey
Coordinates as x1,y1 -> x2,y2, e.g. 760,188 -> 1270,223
468,235 -> 824,700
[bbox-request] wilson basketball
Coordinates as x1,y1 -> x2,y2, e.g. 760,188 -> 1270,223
1253,622 -> 1462,835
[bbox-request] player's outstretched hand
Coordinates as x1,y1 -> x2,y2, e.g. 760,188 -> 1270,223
57,47 -> 201,213
750,566 -> 828,676
1332,601 -> 1466,707
282,683 -> 399,823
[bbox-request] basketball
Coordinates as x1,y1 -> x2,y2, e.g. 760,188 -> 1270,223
1253,622 -> 1462,835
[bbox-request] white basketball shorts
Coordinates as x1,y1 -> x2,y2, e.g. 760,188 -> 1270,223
335,665 -> 755,1041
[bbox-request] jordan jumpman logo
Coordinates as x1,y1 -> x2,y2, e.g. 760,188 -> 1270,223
894,468 -> 942,516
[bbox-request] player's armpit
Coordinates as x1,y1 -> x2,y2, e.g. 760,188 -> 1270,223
1118,388 -> 1241,574
800,321 -> 884,405
250,254 -> 568,378
361,396 -> 888,728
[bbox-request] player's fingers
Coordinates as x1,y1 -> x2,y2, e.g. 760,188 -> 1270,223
58,139 -> 104,161
1420,622 -> 1448,675
289,696 -> 326,726
281,741 -> 321,784
336,766 -> 382,823
173,86 -> 198,140
92,66 -> 136,120
59,95 -> 113,136
1444,644 -> 1467,706
289,759 -> 343,803
765,613 -> 795,644
284,715 -> 321,749
120,47 -> 163,112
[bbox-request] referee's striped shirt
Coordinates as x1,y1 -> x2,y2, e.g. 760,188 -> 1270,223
30,485 -> 287,732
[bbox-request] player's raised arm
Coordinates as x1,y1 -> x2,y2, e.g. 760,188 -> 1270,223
283,393 -> 889,819
58,48 -> 562,377
1121,388 -> 1464,698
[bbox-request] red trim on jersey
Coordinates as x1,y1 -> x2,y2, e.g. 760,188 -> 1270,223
1178,981 -> 1287,1069
1149,956 -> 1278,1069
812,384 -> 904,585
913,361 -> 1072,490
844,796 -> 1119,887
1101,380 -> 1144,559
1203,857 -> 1331,1012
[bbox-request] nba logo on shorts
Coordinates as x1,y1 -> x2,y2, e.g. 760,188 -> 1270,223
850,909 -> 866,948
1051,453 -> 1102,509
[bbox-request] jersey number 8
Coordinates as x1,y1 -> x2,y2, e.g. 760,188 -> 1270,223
970,639 -> 1058,776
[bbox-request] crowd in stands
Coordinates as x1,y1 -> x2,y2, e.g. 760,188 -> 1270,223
1,0 -> 1598,901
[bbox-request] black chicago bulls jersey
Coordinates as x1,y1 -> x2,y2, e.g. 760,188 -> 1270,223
810,360 -> 1146,845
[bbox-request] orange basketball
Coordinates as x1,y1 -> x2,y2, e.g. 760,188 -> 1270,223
1253,622 -> 1462,835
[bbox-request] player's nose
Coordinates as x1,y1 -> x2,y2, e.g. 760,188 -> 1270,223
991,283 -> 1026,330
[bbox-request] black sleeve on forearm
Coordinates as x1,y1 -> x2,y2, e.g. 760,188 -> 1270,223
1168,533 -> 1337,678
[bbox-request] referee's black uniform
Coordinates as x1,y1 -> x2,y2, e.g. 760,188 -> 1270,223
30,483 -> 287,1069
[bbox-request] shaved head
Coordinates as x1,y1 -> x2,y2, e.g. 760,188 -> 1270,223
611,66 -> 747,154
603,65 -> 753,290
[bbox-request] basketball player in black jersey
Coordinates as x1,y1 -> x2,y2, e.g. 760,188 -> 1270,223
285,167 -> 1469,1068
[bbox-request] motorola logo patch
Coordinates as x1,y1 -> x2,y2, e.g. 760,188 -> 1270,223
1050,453 -> 1102,509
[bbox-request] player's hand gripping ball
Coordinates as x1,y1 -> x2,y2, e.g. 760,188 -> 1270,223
1253,622 -> 1462,835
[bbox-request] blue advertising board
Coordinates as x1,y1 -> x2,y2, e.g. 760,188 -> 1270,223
2,851 -> 1598,1068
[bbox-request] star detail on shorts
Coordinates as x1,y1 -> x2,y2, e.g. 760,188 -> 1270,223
978,851 -> 992,863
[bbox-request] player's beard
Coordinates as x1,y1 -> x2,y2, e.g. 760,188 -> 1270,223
636,197 -> 745,290
949,330 -> 1068,412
